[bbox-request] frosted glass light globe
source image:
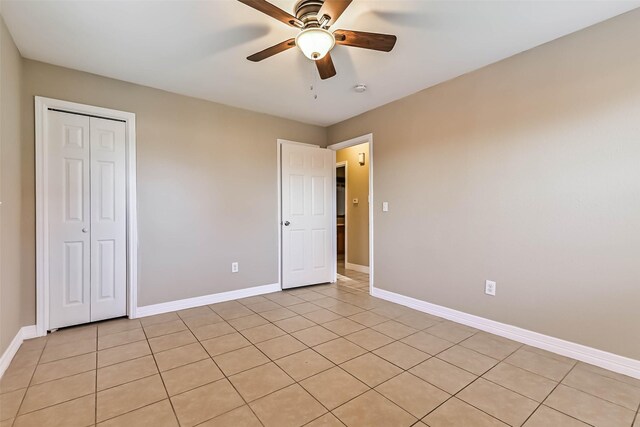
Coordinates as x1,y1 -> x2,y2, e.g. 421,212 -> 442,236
295,28 -> 336,60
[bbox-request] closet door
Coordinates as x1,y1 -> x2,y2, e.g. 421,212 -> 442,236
48,111 -> 92,329
89,117 -> 127,321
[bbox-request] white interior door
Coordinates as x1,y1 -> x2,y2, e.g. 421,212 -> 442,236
281,142 -> 335,289
48,110 -> 127,329
48,111 -> 92,329
89,117 -> 127,321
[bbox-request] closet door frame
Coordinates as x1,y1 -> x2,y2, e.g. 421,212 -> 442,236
35,96 -> 138,336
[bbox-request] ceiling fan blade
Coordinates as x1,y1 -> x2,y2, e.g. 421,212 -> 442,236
315,53 -> 337,80
317,0 -> 352,28
247,38 -> 296,62
333,29 -> 397,52
237,0 -> 302,28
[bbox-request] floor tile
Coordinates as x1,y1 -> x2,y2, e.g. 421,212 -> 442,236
143,319 -> 187,338
344,328 -> 394,351
457,378 -> 539,426
484,362 -> 558,402
249,384 -> 327,427
326,302 -> 364,317
229,362 -> 294,402
154,342 -> 209,371
461,332 -> 522,360
46,326 -> 96,347
333,390 -> 416,427
301,367 -> 369,410
375,372 -> 449,418
303,309 -> 343,324
276,349 -> 334,381
20,371 -> 95,414
8,348 -> 42,371
13,395 -> 95,427
437,345 -> 498,375
0,366 -> 36,394
201,332 -> 252,357
148,330 -> 196,353
264,293 -> 306,307
348,311 -> 388,327
96,374 -> 167,422
545,384 -> 636,427
394,312 -> 442,330
562,366 -> 640,410
372,320 -> 418,340
274,316 -> 317,333
304,412 -> 345,427
410,357 -> 477,394
423,397 -> 508,427
97,399 -> 178,427
161,358 -> 224,396
425,321 -> 477,343
523,405 -> 591,427
98,318 -> 142,337
237,295 -> 270,306
259,307 -> 297,322
505,348 -> 575,381
0,388 -> 25,421
171,379 -> 244,427
39,337 -> 96,363
256,334 -> 307,360
198,405 -> 262,427
97,354 -> 158,390
227,314 -> 269,331
341,353 -> 403,387
241,323 -> 286,344
182,312 -> 224,329
191,322 -> 235,341
140,312 -> 180,327
313,338 -> 367,364
321,318 -> 366,336
213,345 -> 269,376
247,300 -> 282,313
289,302 -> 324,315
373,341 -> 430,369
575,362 -> 640,388
97,340 -> 151,368
98,328 -> 146,350
292,326 -> 339,347
216,305 -> 255,320
177,306 -> 215,319
31,352 -> 96,385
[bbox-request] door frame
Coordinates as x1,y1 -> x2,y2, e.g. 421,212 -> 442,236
335,161 -> 348,268
276,139 -> 336,289
35,96 -> 138,336
327,133 -> 374,293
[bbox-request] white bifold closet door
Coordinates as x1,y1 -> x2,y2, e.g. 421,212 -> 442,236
48,110 -> 127,330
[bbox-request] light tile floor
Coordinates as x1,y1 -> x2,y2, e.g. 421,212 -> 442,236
1,269 -> 639,426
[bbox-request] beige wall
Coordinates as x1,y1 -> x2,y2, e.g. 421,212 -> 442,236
0,16 -> 27,354
20,60 -> 326,310
336,143 -> 369,267
328,9 -> 640,360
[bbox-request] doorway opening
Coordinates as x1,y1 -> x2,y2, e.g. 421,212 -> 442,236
329,134 -> 373,293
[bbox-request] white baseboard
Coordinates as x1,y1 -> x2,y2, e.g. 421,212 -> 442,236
345,262 -> 370,274
371,286 -> 640,380
0,325 -> 38,379
135,283 -> 281,318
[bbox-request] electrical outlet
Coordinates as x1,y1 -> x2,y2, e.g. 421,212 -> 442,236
485,280 -> 496,296
232,262 -> 239,273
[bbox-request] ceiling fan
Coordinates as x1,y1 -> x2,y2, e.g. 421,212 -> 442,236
237,0 -> 397,80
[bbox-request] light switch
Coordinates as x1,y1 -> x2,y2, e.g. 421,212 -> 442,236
382,202 -> 389,212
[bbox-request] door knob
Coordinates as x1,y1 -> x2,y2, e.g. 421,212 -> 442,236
82,228 -> 88,233
284,221 -> 291,226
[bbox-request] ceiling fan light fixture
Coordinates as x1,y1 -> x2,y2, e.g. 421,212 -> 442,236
295,28 -> 335,60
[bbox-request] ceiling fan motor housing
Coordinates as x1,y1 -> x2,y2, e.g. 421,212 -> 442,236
295,0 -> 325,28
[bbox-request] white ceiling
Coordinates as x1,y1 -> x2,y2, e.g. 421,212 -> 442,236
3,0 -> 639,126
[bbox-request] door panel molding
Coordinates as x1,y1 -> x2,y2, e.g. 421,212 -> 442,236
35,96 -> 138,336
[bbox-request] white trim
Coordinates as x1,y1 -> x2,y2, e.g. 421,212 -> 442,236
136,283 -> 281,318
35,97 -> 138,334
345,262 -> 370,274
371,286 -> 640,380
327,133 -> 374,294
276,139 -> 335,288
336,161 -> 347,281
0,326 -> 38,379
